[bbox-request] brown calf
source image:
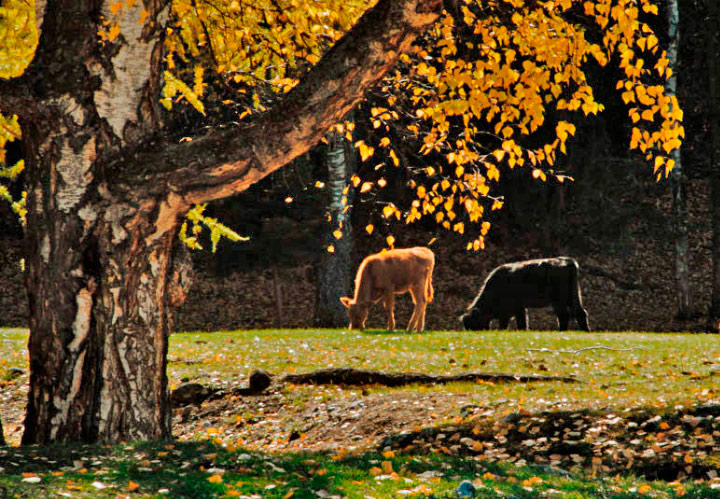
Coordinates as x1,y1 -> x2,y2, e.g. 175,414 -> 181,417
340,247 -> 435,332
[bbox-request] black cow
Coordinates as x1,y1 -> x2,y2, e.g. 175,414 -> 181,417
460,257 -> 590,331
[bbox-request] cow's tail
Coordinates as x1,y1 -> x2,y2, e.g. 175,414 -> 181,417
425,264 -> 434,303
569,260 -> 583,308
569,259 -> 591,331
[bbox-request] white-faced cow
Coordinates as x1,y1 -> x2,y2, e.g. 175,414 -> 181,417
460,257 -> 590,331
340,247 -> 435,332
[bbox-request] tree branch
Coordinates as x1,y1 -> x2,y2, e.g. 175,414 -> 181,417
117,0 -> 443,204
0,80 -> 31,116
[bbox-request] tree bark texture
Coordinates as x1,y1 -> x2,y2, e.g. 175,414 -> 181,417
0,0 -> 443,444
666,0 -> 690,319
316,130 -> 354,327
706,0 -> 720,330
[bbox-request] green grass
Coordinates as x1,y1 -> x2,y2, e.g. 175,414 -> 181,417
1,440 -> 719,498
2,328 -> 720,497
165,329 -> 720,412
3,328 -> 720,427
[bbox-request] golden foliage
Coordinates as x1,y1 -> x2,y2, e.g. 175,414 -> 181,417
348,0 -> 682,250
0,0 -> 683,252
0,0 -> 38,79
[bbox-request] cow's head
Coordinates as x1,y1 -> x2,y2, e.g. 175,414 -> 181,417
340,297 -> 369,330
459,308 -> 490,330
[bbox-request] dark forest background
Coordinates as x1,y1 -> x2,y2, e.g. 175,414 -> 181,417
0,0 -> 716,333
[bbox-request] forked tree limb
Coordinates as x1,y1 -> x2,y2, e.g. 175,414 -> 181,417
281,367 -> 580,386
112,0 -> 445,204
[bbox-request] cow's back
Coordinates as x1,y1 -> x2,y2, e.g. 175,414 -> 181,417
490,257 -> 578,309
365,247 -> 433,295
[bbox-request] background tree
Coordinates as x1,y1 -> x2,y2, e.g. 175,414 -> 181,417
335,0 -> 683,254
0,0 -> 682,444
315,125 -> 356,327
705,0 -> 720,331
665,0 -> 688,319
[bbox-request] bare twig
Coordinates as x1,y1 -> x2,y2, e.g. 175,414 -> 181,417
527,346 -> 644,354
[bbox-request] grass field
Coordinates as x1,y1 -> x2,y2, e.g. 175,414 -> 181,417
162,329 -> 720,421
1,328 -> 720,498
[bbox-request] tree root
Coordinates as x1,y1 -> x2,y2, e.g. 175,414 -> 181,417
282,367 -> 580,386
172,367 -> 580,406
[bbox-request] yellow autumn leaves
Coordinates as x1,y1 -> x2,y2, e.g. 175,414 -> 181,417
333,0 -> 683,252
13,0 -> 679,254
164,0 -> 368,114
0,0 -> 38,79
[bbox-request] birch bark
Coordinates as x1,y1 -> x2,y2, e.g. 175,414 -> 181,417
666,0 -> 690,319
316,129 -> 354,326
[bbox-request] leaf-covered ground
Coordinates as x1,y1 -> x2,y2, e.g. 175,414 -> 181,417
2,328 -> 720,497
3,440 -> 720,498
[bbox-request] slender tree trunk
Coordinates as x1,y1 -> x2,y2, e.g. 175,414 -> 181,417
0,415 -> 5,446
666,0 -> 689,320
271,268 -> 283,328
706,0 -> 720,331
315,130 -> 355,327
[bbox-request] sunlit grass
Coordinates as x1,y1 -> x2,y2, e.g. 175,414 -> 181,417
166,329 -> 720,414
3,328 -> 719,418
2,328 -> 720,497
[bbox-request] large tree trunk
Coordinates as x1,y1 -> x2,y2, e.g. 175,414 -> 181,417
17,0 -> 180,443
706,0 -> 720,331
0,0 -> 442,444
315,130 -> 355,326
667,0 -> 690,320
22,177 -> 185,442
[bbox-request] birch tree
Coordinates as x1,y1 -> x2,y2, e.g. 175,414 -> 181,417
0,0 -> 444,444
316,127 -> 355,327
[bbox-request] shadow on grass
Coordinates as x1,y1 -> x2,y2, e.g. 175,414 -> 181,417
1,440 -> 719,498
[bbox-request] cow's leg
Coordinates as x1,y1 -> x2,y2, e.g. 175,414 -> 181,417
407,286 -> 427,332
552,303 -> 569,330
415,300 -> 428,332
515,309 -> 528,330
574,306 -> 590,332
409,303 -> 427,332
406,290 -> 419,331
556,310 -> 570,330
384,293 -> 396,330
415,271 -> 432,332
498,315 -> 511,329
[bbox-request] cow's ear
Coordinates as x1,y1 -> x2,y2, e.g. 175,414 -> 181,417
339,297 -> 352,308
